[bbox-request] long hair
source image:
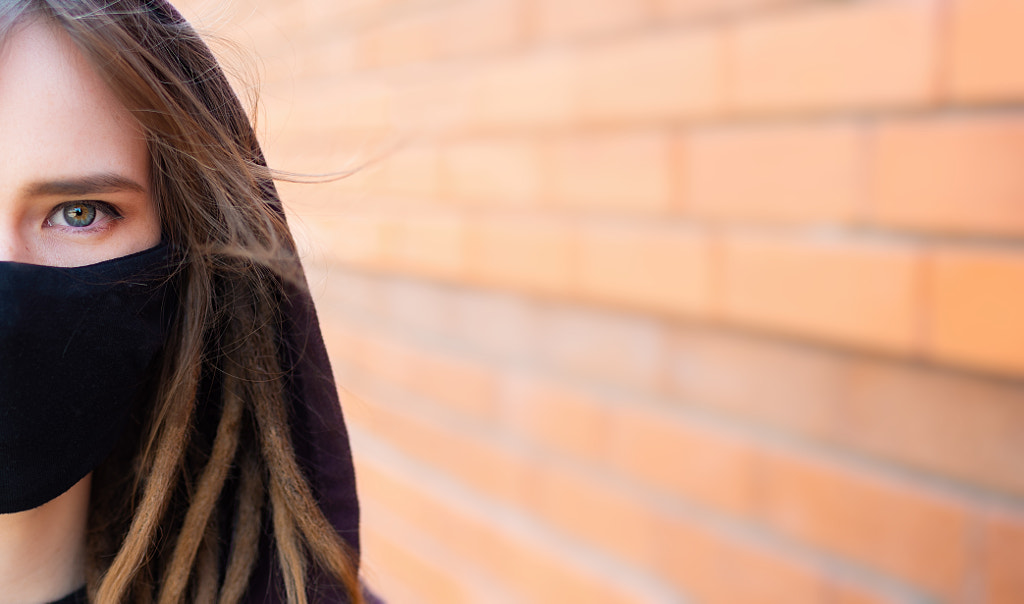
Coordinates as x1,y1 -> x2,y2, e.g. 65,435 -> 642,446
0,1 -> 363,602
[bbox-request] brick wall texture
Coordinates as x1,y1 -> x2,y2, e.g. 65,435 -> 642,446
177,0 -> 1024,602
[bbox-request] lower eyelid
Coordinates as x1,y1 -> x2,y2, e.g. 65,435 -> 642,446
47,222 -> 120,241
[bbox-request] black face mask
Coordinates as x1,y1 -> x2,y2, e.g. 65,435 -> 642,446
0,242 -> 178,514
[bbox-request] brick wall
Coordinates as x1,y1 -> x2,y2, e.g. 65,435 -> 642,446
177,0 -> 1024,602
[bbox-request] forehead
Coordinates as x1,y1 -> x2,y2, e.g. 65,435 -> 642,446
0,18 -> 148,188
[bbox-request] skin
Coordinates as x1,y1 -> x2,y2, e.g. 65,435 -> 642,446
0,18 -> 160,604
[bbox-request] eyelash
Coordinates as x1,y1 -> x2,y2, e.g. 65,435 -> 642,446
45,200 -> 124,231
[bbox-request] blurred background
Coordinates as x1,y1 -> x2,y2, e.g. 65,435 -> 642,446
176,0 -> 1022,602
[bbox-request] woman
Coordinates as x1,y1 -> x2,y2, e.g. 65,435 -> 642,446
0,1 -> 363,602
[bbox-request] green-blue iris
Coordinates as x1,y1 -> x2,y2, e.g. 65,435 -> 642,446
63,203 -> 97,227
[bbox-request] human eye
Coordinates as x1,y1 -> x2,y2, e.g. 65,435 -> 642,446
45,201 -> 123,230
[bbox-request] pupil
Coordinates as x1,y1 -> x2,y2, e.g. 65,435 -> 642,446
63,204 -> 96,227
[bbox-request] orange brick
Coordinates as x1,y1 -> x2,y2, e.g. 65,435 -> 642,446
534,464 -> 657,566
609,405 -> 757,516
290,35 -> 356,81
292,0 -> 357,24
831,584 -> 892,604
728,0 -> 938,114
354,333 -> 416,387
318,0 -> 392,23
385,212 -> 466,279
440,431 -> 534,508
927,247 -> 1024,376
405,351 -> 499,421
947,0 -> 1024,102
356,447 -> 461,536
378,143 -> 440,199
357,451 -> 641,604
336,384 -> 380,434
870,115 -> 1024,237
546,132 -> 674,213
358,473 -> 527,603
347,390 -> 417,445
465,215 -> 573,296
361,525 -> 471,604
437,0 -> 525,59
668,327 -> 846,440
317,270 -> 386,324
219,5 -> 300,53
659,515 -> 832,604
356,396 -> 532,507
313,212 -> 388,269
345,393 -> 413,451
503,377 -> 610,462
687,121 -> 864,223
307,80 -> 394,134
285,137 -> 366,170
424,510 -> 505,587
656,0 -> 800,21
378,278 -> 449,337
532,0 -> 649,41
469,51 -> 576,131
579,28 -> 723,123
392,74 -> 475,136
576,222 -> 711,316
355,14 -> 440,69
475,521 -> 640,604
720,234 -> 921,354
448,290 -> 537,360
538,308 -> 667,393
758,452 -> 970,598
984,512 -> 1024,604
318,317 -> 361,366
319,323 -> 371,369
843,360 -> 1024,498
440,138 -> 543,206
356,453 -> 507,570
360,490 -> 493,601
654,0 -> 726,21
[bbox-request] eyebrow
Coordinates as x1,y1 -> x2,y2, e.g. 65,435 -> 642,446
22,173 -> 147,197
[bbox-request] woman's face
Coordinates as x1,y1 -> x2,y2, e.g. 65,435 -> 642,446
0,19 -> 159,268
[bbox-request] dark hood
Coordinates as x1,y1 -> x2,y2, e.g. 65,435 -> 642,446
151,2 -> 361,601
